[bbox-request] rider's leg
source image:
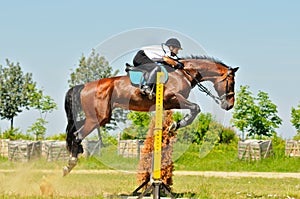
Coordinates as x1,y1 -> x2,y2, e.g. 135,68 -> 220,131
132,50 -> 162,99
141,64 -> 161,99
142,64 -> 161,91
146,64 -> 161,88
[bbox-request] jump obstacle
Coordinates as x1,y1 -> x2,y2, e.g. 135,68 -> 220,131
137,110 -> 175,189
133,72 -> 175,199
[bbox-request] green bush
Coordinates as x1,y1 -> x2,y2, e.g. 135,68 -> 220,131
121,126 -> 147,140
125,111 -> 151,139
172,111 -> 184,122
121,130 -> 137,140
292,134 -> 300,140
101,131 -> 117,146
219,127 -> 238,144
46,132 -> 67,141
176,113 -> 213,144
270,133 -> 286,157
175,113 -> 238,145
1,128 -> 33,140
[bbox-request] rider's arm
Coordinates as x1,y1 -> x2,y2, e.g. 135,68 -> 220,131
163,56 -> 184,69
152,58 -> 164,63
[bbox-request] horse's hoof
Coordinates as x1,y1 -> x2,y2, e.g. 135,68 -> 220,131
68,157 -> 78,167
63,157 -> 78,176
168,121 -> 177,132
63,166 -> 69,177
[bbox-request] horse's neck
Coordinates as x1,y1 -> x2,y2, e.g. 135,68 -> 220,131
184,60 -> 223,82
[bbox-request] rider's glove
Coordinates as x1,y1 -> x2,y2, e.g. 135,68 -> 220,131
175,61 -> 184,69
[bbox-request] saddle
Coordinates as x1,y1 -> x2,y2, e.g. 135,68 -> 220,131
126,63 -> 169,88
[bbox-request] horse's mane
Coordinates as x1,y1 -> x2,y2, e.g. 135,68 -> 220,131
183,55 -> 229,68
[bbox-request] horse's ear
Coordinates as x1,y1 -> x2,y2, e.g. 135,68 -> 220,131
232,67 -> 239,73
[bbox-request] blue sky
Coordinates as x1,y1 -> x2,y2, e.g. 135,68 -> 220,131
0,1 -> 299,138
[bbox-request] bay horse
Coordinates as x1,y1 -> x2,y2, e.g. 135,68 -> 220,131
63,56 -> 239,175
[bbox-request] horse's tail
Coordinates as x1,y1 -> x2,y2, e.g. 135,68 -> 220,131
65,84 -> 85,152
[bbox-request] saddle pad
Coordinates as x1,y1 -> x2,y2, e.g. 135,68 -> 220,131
129,70 -> 145,85
128,65 -> 169,86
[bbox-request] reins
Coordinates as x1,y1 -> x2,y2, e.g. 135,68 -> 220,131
181,66 -> 233,105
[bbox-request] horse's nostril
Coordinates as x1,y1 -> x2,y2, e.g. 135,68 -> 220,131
227,104 -> 234,110
221,101 -> 234,110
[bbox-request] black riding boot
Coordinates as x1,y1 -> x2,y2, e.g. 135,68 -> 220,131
141,65 -> 160,99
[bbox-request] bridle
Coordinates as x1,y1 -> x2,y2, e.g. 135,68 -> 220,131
216,67 -> 235,101
182,66 -> 234,105
161,43 -> 234,104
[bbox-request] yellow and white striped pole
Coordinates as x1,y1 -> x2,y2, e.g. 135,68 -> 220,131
152,72 -> 164,180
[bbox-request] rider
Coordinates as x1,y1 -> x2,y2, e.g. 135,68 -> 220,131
133,38 -> 184,99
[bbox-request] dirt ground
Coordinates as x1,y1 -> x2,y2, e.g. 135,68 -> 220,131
1,169 -> 300,198
2,168 -> 300,178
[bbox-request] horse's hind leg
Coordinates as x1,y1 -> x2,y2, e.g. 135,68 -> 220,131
64,82 -> 113,176
63,118 -> 98,176
73,118 -> 99,154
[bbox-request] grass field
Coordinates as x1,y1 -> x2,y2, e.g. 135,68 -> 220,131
174,143 -> 300,172
1,142 -> 300,198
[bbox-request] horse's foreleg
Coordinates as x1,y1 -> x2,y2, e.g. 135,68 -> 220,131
177,104 -> 200,129
167,94 -> 201,130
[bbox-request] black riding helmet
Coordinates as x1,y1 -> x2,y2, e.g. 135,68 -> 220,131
165,38 -> 182,49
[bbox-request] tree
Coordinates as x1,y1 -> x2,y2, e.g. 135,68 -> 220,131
68,49 -> 119,87
0,59 -> 57,139
27,90 -> 57,140
0,59 -> 37,129
124,111 -> 151,139
251,91 -> 282,137
68,49 -> 126,134
29,89 -> 57,119
230,85 -> 255,138
27,118 -> 48,140
231,85 -> 282,138
291,102 -> 300,134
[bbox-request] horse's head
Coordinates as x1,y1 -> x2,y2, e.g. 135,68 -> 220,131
182,56 -> 239,111
213,66 -> 239,110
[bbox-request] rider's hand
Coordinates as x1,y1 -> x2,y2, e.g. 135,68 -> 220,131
175,61 -> 184,69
